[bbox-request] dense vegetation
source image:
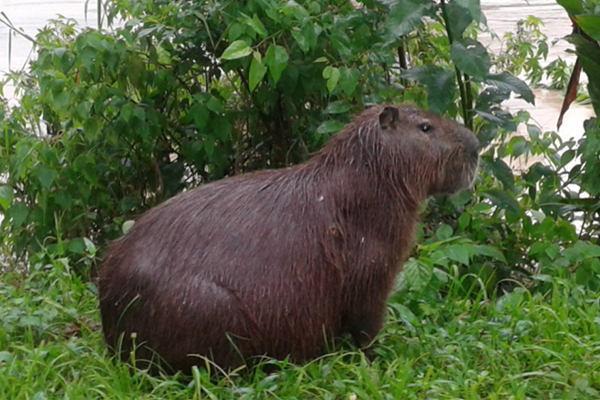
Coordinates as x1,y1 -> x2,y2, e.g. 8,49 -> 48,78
1,0 -> 600,398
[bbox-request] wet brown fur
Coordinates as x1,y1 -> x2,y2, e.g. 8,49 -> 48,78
97,104 -> 480,374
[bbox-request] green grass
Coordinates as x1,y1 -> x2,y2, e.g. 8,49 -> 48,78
1,260 -> 599,399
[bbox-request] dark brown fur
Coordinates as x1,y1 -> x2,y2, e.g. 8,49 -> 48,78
97,104 -> 479,373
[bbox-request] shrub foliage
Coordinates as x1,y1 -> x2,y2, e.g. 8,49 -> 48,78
0,0 -> 599,299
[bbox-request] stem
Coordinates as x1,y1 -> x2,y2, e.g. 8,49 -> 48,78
464,73 -> 473,129
97,0 -> 102,30
398,43 -> 408,71
397,42 -> 408,86
440,0 -> 472,129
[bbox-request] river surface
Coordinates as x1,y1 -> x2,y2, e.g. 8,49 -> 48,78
0,0 -> 595,138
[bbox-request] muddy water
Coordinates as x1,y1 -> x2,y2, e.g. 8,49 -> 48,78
482,1 -> 595,144
0,1 -> 99,103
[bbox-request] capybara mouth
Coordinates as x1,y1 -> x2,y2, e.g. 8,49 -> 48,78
454,128 -> 480,192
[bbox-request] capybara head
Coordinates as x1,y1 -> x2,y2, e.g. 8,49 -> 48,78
98,103 -> 479,374
320,104 -> 479,199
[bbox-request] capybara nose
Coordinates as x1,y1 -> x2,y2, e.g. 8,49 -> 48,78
466,134 -> 480,161
470,143 -> 480,160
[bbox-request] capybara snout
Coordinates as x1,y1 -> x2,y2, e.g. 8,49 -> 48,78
98,104 -> 479,374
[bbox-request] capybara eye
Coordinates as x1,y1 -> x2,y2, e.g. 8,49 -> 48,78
419,123 -> 432,133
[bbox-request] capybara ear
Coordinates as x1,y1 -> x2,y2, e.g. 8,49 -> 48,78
379,106 -> 400,130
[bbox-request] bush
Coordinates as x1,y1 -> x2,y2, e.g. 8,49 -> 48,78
0,0 -> 598,296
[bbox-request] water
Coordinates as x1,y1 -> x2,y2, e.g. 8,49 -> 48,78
482,1 -> 595,145
0,1 -> 99,67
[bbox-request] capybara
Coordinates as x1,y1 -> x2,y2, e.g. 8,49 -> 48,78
98,104 -> 480,373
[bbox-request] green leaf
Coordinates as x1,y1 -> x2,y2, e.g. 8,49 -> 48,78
450,39 -> 490,81
574,241 -> 600,258
82,163 -> 99,186
228,23 -> 245,42
84,237 -> 96,254
445,3 -> 474,39
560,149 -> 576,167
221,40 -> 252,60
529,242 -> 549,256
56,191 -> 72,209
588,257 -> 600,274
576,264 -> 594,286
303,23 -> 318,50
386,0 -> 430,37
291,29 -> 310,54
446,244 -> 471,265
436,224 -> 453,241
209,116 -> 232,142
249,52 -> 268,92
486,72 -> 535,104
77,102 -> 91,119
54,91 -> 70,109
483,189 -> 520,215
475,245 -> 507,263
122,220 -> 135,234
507,136 -> 531,158
132,105 -> 145,121
489,158 -> 515,190
556,0 -> 583,16
190,104 -> 209,130
527,124 -> 542,142
454,0 -> 481,23
32,391 -> 47,400
0,185 -> 14,210
120,102 -> 134,123
34,166 -> 56,189
81,46 -> 97,72
459,212 -> 471,230
329,31 -> 352,58
264,44 -> 289,84
83,118 -> 100,142
68,238 -> 85,255
388,303 -> 418,327
451,189 -> 472,208
206,97 -> 224,114
204,139 -> 215,157
323,66 -> 340,94
0,351 -> 13,364
316,120 -> 344,135
404,258 -> 433,292
8,202 -> 28,228
533,274 -> 553,283
325,100 -> 351,114
246,14 -> 268,39
545,243 -> 560,260
339,67 -> 361,96
401,66 -> 456,114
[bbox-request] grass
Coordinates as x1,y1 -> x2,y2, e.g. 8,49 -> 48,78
1,259 -> 599,399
